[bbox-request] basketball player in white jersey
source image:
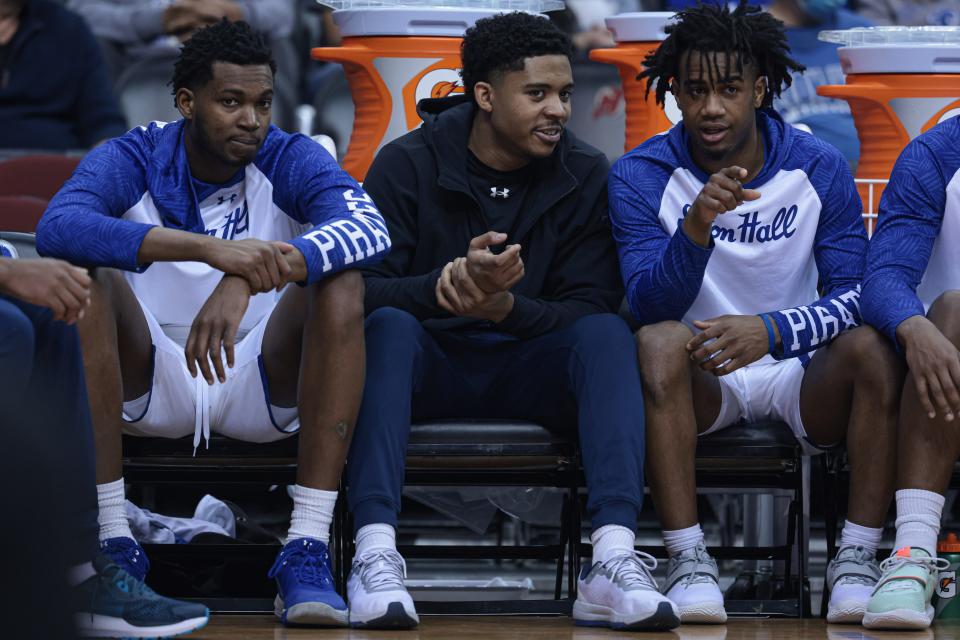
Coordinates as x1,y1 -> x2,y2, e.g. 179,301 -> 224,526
36,20 -> 391,629
608,1 -> 903,625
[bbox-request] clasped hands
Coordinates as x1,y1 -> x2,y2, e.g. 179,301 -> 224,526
435,231 -> 523,323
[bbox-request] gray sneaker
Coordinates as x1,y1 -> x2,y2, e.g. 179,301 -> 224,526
347,549 -> 419,629
826,545 -> 880,624
663,542 -> 727,623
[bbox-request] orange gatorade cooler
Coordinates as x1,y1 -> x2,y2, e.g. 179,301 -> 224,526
816,27 -> 960,204
589,12 -> 678,153
312,2 -> 562,181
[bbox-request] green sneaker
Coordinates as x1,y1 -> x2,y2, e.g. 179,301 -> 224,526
862,547 -> 949,630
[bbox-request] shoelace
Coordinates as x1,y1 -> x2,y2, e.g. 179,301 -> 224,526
356,549 -> 408,591
600,550 -> 660,591
93,562 -> 160,605
832,545 -> 877,586
876,554 -> 950,593
102,540 -> 150,574
676,546 -> 716,588
268,542 -> 331,587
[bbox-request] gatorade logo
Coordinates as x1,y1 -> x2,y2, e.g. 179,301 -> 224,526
404,64 -> 466,129
415,68 -> 464,104
940,571 -> 957,599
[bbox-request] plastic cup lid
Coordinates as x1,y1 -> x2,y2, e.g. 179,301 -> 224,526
319,0 -> 564,11
819,26 -> 960,47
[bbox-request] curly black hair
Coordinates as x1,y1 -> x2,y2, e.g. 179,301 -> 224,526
171,19 -> 276,95
640,1 -> 805,109
460,12 -> 572,98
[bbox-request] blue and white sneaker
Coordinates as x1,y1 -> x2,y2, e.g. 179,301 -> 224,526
573,551 -> 680,631
99,536 -> 150,582
268,537 -> 348,627
347,549 -> 419,629
74,554 -> 209,638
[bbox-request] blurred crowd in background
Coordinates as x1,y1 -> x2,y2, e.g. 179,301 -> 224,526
1,0 -> 958,168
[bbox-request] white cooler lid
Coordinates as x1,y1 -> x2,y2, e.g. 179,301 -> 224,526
604,12 -> 673,43
322,1 -> 563,37
819,26 -> 960,73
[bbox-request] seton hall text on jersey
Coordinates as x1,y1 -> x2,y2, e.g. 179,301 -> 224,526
204,201 -> 250,240
679,204 -> 798,244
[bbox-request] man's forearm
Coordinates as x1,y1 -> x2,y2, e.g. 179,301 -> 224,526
137,227 -> 216,265
0,260 -> 13,297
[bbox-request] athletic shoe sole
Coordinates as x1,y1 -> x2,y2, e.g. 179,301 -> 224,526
678,602 -> 728,623
573,600 -> 680,630
76,613 -> 209,638
350,601 -> 420,629
276,596 -> 348,627
825,601 -> 866,624
862,605 -> 934,630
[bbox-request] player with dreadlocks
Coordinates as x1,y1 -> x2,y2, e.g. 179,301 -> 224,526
37,19 -> 391,630
609,1 -> 904,625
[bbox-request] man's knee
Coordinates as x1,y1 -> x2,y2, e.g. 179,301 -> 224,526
311,269 -> 364,328
836,325 -> 905,399
567,313 -> 636,356
364,307 -> 425,365
928,290 -> 960,345
635,320 -> 694,399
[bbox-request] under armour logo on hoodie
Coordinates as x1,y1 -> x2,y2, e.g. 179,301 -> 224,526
490,187 -> 511,199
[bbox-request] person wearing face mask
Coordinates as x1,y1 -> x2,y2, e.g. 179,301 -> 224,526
766,0 -> 873,168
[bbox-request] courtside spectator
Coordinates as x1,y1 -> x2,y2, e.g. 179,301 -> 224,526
766,0 -> 872,167
71,0 -> 299,129
0,0 -> 126,150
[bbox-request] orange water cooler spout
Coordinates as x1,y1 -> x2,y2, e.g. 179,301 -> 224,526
816,27 -> 960,206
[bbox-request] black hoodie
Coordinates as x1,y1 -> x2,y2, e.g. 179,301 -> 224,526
361,95 -> 623,339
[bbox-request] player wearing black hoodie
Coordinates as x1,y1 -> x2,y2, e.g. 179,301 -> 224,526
344,12 -> 674,632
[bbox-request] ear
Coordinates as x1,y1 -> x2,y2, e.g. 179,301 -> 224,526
473,81 -> 494,114
175,87 -> 196,120
753,74 -> 766,108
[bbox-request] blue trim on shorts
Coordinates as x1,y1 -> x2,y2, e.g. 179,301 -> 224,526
122,345 -> 156,424
257,354 -> 299,435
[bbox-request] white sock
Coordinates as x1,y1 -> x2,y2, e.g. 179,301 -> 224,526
591,524 -> 635,563
839,520 -> 883,555
663,523 -> 704,557
355,523 -> 397,558
68,562 -> 96,586
96,478 -> 133,542
287,484 -> 337,544
894,489 -> 944,555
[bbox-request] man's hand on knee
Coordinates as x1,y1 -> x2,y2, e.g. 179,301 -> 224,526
185,275 -> 251,384
896,315 -> 960,422
686,314 -> 772,376
0,258 -> 91,324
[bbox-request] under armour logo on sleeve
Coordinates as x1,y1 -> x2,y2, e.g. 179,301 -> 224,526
490,187 -> 511,199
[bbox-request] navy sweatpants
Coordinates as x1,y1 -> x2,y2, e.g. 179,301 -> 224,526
347,308 -> 646,534
0,296 -> 99,566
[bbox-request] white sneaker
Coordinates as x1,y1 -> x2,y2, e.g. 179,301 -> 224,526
347,549 -> 419,629
664,542 -> 727,623
825,545 -> 880,623
573,550 -> 680,631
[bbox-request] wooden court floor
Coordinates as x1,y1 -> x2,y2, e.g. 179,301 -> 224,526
187,616 -> 960,639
